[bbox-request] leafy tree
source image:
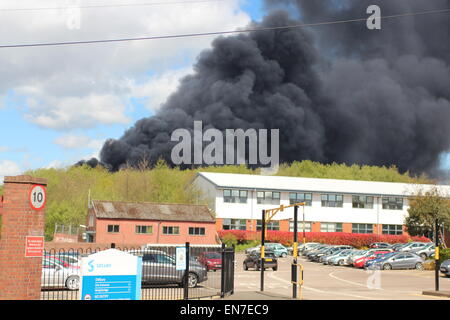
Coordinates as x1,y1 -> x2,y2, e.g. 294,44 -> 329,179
405,186 -> 450,239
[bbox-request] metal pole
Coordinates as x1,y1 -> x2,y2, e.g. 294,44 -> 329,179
184,242 -> 190,300
260,210 -> 265,291
220,243 -> 225,298
435,219 -> 440,292
292,205 -> 298,299
302,205 -> 306,244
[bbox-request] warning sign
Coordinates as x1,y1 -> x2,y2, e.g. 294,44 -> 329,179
25,236 -> 44,257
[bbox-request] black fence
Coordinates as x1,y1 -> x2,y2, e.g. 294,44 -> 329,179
41,243 -> 235,300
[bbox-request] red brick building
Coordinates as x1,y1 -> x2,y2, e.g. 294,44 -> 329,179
86,200 -> 218,245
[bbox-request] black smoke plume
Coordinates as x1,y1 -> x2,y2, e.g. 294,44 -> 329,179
98,0 -> 450,175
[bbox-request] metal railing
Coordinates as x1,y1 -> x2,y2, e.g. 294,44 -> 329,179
41,244 -> 235,300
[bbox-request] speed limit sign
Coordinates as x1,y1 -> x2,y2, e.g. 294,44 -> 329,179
29,184 -> 46,211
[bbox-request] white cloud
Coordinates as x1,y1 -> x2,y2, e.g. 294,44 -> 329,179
0,160 -> 22,183
130,67 -> 193,111
54,134 -> 105,151
0,0 -> 251,130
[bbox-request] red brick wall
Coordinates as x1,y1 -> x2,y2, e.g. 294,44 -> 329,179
94,218 -> 218,245
0,175 -> 47,300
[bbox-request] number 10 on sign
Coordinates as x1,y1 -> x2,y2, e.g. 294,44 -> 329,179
29,185 -> 46,210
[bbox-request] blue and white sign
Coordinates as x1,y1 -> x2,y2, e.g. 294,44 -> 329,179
176,246 -> 186,271
79,249 -> 142,300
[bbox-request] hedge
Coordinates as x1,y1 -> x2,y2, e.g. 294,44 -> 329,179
218,230 -> 430,248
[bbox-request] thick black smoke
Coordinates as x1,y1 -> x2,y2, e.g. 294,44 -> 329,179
99,0 -> 450,175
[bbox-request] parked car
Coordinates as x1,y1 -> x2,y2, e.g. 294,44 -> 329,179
329,250 -> 361,266
410,243 -> 435,260
353,250 -> 393,268
197,252 -> 222,271
323,249 -> 352,265
440,259 -> 450,277
365,252 -> 396,269
245,244 -> 261,255
307,246 -> 333,261
398,242 -> 431,252
265,243 -> 288,258
41,257 -> 80,290
369,242 -> 391,249
245,243 -> 288,257
303,244 -> 329,257
243,251 -> 278,271
369,252 -> 424,270
140,250 -> 208,288
316,246 -> 353,263
391,243 -> 408,251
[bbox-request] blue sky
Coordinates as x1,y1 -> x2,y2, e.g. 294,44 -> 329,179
0,0 -> 449,180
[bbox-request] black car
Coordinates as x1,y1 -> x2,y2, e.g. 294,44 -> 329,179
243,251 -> 278,271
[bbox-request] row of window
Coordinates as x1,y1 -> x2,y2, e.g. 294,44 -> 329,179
222,219 -> 403,235
107,225 -> 206,236
223,189 -> 404,210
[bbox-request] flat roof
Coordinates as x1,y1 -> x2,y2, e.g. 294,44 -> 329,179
196,172 -> 450,197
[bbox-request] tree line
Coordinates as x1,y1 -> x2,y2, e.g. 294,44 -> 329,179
0,160 -> 443,240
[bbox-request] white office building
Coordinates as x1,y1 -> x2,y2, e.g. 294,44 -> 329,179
193,172 -> 450,235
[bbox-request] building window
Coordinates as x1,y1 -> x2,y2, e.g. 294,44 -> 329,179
256,220 -> 280,231
352,195 -> 374,209
222,219 -> 246,230
382,197 -> 403,210
352,223 -> 373,234
107,225 -> 119,233
289,221 -> 312,232
320,222 -> 343,232
257,191 -> 280,205
189,227 -> 206,236
289,193 -> 312,206
321,194 -> 343,207
162,226 -> 180,235
223,189 -> 248,203
135,225 -> 153,234
382,224 -> 403,235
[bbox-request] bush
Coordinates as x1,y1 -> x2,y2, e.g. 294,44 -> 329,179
221,232 -> 238,247
218,230 -> 430,248
439,248 -> 450,264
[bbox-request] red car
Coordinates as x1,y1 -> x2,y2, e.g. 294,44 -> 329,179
197,252 -> 222,271
353,250 -> 392,268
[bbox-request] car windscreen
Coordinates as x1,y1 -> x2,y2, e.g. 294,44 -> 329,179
204,253 -> 221,259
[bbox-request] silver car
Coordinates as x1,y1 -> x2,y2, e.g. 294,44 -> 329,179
140,250 -> 208,288
329,250 -> 359,266
370,252 -> 424,270
398,242 -> 430,252
41,257 -> 80,290
410,244 -> 435,259
440,259 -> 450,277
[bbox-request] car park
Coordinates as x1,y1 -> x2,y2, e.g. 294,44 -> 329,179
243,251 -> 278,271
316,246 -> 353,263
197,252 -> 222,271
369,252 -> 424,270
140,250 -> 208,288
303,244 -> 330,257
440,259 -> 450,277
41,257 -> 80,290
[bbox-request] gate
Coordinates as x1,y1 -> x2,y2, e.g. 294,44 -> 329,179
220,243 -> 235,298
41,243 -> 235,300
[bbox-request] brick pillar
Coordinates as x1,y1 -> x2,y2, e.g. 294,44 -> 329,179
0,175 -> 47,300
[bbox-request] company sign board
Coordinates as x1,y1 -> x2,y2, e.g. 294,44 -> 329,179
79,249 -> 142,300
